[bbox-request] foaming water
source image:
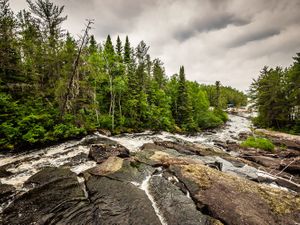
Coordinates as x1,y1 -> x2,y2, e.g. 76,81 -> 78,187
0,114 -> 251,191
140,175 -> 168,225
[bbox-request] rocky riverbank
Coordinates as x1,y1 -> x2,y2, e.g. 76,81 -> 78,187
0,114 -> 299,225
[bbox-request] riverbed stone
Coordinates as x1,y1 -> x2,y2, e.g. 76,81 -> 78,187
169,163 -> 300,225
1,165 -> 163,225
89,143 -> 129,163
0,167 -> 13,178
2,167 -> 85,225
149,174 -> 216,225
0,183 -> 15,203
84,176 -> 162,225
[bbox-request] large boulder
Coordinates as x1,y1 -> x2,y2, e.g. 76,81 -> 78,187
138,148 -> 300,225
154,141 -> 228,157
2,167 -> 86,225
149,173 -> 220,225
170,164 -> 300,225
1,165 -> 163,225
84,176 -> 162,225
89,143 -> 129,163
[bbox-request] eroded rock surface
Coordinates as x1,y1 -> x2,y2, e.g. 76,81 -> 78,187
1,119 -> 299,225
89,143 -> 129,163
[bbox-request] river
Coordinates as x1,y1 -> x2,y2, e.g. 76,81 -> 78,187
0,114 -> 251,191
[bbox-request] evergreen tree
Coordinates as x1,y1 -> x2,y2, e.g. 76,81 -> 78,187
0,0 -> 20,85
0,0 -> 238,150
124,36 -> 131,65
116,35 -> 122,59
176,66 -> 194,129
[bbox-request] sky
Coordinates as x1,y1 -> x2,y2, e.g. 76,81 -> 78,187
9,0 -> 300,91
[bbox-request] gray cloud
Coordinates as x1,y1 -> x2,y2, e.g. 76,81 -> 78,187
9,0 -> 300,91
175,13 -> 250,41
228,28 -> 281,48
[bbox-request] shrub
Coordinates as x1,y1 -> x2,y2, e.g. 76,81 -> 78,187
241,137 -> 275,152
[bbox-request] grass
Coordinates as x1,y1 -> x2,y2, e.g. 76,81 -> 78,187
241,137 -> 275,152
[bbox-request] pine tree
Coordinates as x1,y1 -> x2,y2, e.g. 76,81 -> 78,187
0,0 -> 21,85
124,36 -> 131,65
26,0 -> 67,92
176,66 -> 193,129
88,35 -> 97,54
215,81 -> 221,108
116,36 -> 122,59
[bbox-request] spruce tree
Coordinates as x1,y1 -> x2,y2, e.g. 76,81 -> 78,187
124,36 -> 131,64
177,66 -> 193,129
116,36 -> 122,59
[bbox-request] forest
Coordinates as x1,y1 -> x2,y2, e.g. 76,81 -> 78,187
250,54 -> 300,134
0,0 -> 247,151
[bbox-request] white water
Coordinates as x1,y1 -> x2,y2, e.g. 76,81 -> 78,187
140,175 -> 168,225
1,112 -> 295,219
99,114 -> 251,153
0,114 -> 251,191
0,139 -> 96,189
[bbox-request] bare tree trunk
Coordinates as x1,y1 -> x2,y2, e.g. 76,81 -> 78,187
119,92 -> 122,118
61,19 -> 94,117
94,80 -> 99,124
112,93 -> 115,131
109,74 -> 113,116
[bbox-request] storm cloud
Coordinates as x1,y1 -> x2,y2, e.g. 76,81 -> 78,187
9,0 -> 300,90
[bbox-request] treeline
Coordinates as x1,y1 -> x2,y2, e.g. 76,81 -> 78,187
250,54 -> 300,134
201,82 -> 247,108
0,0 -> 243,151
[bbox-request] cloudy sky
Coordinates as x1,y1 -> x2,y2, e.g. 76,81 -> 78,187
9,0 -> 300,91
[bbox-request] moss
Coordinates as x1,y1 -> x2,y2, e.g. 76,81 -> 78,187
178,164 -> 300,215
181,164 -> 213,190
241,137 -> 275,152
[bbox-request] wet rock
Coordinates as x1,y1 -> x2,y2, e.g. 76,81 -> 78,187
89,143 -> 129,163
154,141 -> 228,157
279,158 -> 300,175
242,155 -> 281,169
0,167 -> 13,178
238,131 -> 252,140
148,174 -> 217,225
24,167 -> 77,186
2,167 -> 85,225
97,129 -> 111,136
85,176 -> 162,225
226,140 -> 237,145
80,134 -> 117,146
0,183 -> 15,203
62,152 -> 88,167
2,165 -> 162,225
88,156 -> 124,176
170,164 -> 300,225
140,143 -> 166,151
205,161 -> 223,171
212,139 -> 228,149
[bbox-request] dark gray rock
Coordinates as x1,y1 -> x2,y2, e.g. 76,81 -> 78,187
0,183 -> 15,203
149,174 -> 212,225
0,167 -> 13,178
81,135 -> 117,146
2,167 -> 85,225
84,176 -> 162,225
89,143 -> 129,163
97,129 -> 112,136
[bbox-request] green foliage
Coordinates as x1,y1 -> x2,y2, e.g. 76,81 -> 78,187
201,83 -> 247,108
250,54 -> 300,134
0,0 -> 247,151
241,137 -> 275,152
